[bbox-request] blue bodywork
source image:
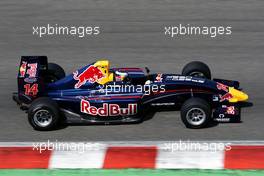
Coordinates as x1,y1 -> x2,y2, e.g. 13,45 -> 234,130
14,56 -> 242,124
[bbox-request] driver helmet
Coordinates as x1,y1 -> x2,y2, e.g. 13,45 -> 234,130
115,70 -> 128,81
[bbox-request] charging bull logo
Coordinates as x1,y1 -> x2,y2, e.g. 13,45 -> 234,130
73,65 -> 105,89
220,93 -> 233,102
81,99 -> 137,116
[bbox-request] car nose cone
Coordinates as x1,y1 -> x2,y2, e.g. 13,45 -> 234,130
228,87 -> 249,102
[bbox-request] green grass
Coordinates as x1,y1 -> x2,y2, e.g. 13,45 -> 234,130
0,169 -> 264,176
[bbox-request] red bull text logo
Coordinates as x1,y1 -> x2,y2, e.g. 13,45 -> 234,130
81,99 -> 137,116
73,65 -> 105,89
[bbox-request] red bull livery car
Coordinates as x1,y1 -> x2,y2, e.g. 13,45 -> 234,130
13,56 -> 249,130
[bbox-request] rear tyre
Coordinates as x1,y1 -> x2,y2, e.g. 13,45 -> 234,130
182,61 -> 211,79
28,97 -> 60,131
44,63 -> 65,83
181,98 -> 211,129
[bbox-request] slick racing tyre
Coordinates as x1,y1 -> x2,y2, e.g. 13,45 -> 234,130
182,61 -> 211,79
28,97 -> 60,131
181,98 -> 211,129
45,63 -> 65,83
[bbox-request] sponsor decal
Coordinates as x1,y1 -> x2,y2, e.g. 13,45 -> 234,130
212,95 -> 219,101
220,93 -> 233,102
155,73 -> 163,82
26,63 -> 38,78
214,105 -> 237,122
215,114 -> 230,122
19,61 -> 27,77
73,65 -> 105,89
20,62 -> 38,78
80,99 -> 137,116
151,102 -> 175,106
24,77 -> 37,83
226,106 -> 235,115
166,76 -> 205,83
216,82 -> 229,92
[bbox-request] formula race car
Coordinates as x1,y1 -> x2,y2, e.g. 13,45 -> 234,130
13,56 -> 249,130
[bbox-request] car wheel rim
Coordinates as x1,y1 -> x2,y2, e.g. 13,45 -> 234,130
189,72 -> 205,78
33,109 -> 53,127
186,108 -> 206,126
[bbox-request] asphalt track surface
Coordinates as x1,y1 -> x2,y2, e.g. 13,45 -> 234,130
0,0 -> 263,141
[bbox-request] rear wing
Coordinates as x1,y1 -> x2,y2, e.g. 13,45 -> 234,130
17,56 -> 48,103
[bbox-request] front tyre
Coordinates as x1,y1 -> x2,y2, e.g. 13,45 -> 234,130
181,98 -> 211,129
28,98 -> 60,131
